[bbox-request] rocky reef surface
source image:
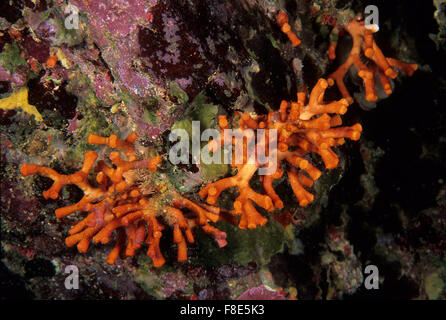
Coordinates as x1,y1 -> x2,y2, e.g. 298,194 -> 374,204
1,0 -> 445,300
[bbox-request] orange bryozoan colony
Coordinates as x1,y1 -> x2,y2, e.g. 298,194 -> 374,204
200,78 -> 362,229
20,79 -> 362,267
328,14 -> 418,104
20,133 -> 227,267
276,10 -> 301,47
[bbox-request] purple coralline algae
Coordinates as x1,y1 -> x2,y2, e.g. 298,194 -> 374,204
237,285 -> 287,300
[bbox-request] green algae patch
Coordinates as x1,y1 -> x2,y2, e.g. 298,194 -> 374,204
0,43 -> 27,73
192,218 -> 294,267
65,107 -> 118,164
169,92 -> 228,183
143,107 -> 158,126
189,93 -> 218,130
169,81 -> 189,104
200,154 -> 229,181
425,272 -> 444,300
171,93 -> 218,132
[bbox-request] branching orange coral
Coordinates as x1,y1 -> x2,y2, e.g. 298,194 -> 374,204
20,81 -> 362,264
276,10 -> 301,47
20,132 -> 227,267
200,78 -> 362,229
328,13 -> 418,104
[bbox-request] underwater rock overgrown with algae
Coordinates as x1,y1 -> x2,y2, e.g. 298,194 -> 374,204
1,0 -> 445,300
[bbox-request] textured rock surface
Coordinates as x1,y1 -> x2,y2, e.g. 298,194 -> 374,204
1,0 -> 445,300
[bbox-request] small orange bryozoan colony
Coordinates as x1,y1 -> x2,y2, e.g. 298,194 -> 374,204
276,10 -> 301,47
200,78 -> 362,229
20,133 -> 227,267
328,13 -> 418,104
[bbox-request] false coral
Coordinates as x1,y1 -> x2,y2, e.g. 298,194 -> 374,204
276,10 -> 301,47
200,78 -> 362,229
20,132 -> 227,267
328,13 -> 418,104
19,79 -> 362,264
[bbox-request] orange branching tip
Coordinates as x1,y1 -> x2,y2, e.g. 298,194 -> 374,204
21,132 -> 226,267
200,78 -> 362,228
328,14 -> 417,103
328,41 -> 337,60
276,10 -> 301,47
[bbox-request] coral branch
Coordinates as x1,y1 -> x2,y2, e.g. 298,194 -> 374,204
200,162 -> 272,229
200,78 -> 362,225
21,132 -> 226,267
328,14 -> 418,104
